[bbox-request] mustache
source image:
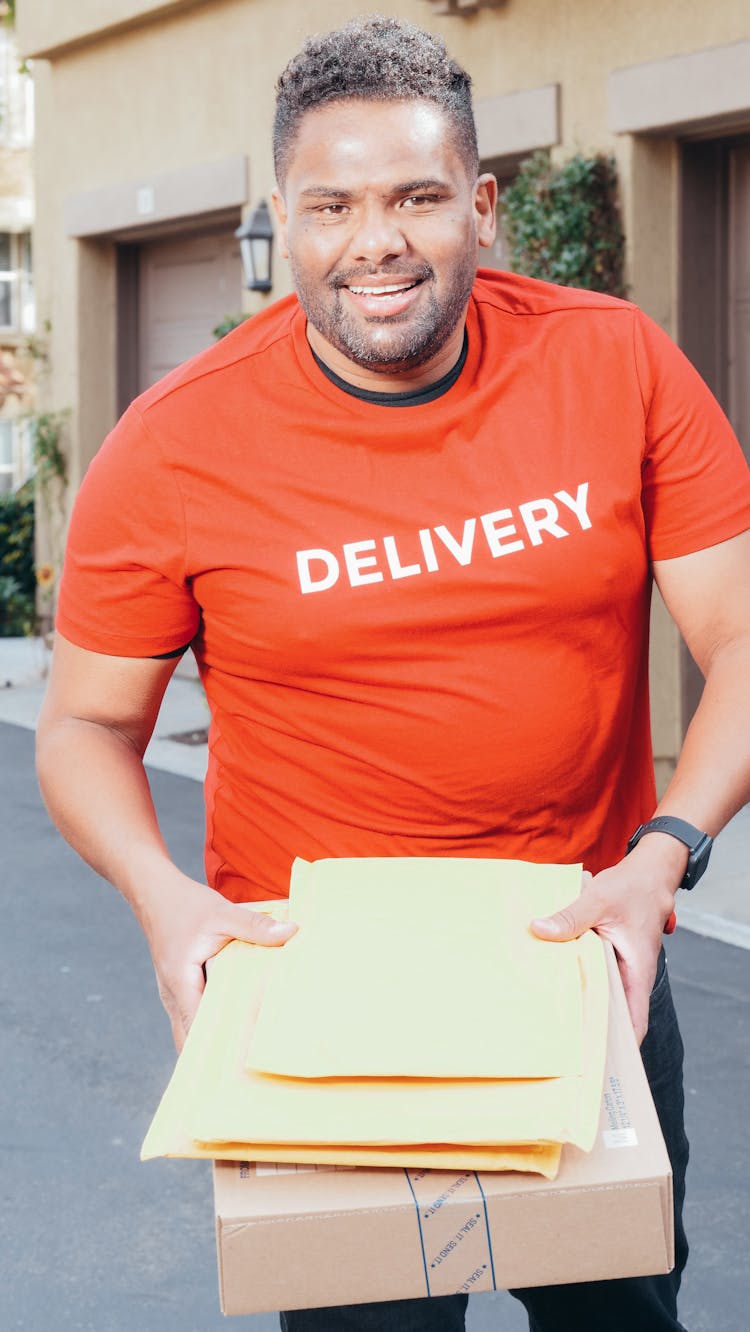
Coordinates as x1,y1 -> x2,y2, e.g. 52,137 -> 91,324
329,262 -> 434,290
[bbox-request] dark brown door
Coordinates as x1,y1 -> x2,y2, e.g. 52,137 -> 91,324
728,144 -> 750,458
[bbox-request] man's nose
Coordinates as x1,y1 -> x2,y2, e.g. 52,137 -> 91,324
349,203 -> 408,264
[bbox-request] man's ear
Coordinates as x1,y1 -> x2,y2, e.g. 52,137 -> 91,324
474,173 -> 498,250
271,188 -> 290,260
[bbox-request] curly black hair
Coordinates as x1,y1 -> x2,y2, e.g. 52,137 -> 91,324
273,14 -> 479,188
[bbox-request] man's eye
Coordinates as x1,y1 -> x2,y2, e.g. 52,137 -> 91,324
320,203 -> 349,216
403,195 -> 439,208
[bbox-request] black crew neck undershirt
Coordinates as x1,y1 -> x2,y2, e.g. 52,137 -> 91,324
310,329 -> 469,407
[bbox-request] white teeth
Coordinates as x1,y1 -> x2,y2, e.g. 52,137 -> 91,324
348,282 -> 415,295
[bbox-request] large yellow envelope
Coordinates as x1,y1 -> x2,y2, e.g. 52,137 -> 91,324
161,1141 -> 562,1179
247,858 -> 585,1079
140,932 -> 564,1177
141,928 -> 607,1172
198,935 -> 604,1146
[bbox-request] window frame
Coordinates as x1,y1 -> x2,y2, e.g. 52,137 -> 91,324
0,229 -> 34,335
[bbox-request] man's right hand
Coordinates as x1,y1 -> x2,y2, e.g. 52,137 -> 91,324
36,635 -> 298,1052
138,870 -> 297,1050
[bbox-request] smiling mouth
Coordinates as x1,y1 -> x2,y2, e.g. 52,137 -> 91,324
339,278 -> 426,317
346,280 -> 422,296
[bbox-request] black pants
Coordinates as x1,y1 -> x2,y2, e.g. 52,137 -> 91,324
280,952 -> 690,1332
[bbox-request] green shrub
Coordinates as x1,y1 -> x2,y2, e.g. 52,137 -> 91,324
0,486 -> 35,636
500,151 -> 625,297
213,312 -> 250,340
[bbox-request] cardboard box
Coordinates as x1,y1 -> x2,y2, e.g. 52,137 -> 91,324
213,948 -> 673,1315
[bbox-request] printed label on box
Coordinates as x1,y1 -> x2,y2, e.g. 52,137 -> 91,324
603,1127 -> 639,1148
602,1073 -> 635,1143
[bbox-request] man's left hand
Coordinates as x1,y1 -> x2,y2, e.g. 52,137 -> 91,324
530,834 -> 688,1042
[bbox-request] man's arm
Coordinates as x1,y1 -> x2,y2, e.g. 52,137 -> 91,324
36,635 -> 296,1050
532,528 -> 750,1042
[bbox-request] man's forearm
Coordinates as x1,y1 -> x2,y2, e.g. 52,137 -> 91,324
532,633 -> 750,1041
36,636 -> 297,1049
650,532 -> 750,844
35,714 -> 183,919
654,636 -> 750,841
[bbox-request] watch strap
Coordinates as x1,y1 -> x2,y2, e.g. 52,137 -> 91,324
626,815 -> 713,890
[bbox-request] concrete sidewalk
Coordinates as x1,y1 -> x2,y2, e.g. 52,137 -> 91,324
2,634 -> 747,949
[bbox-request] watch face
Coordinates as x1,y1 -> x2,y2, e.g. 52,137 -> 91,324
685,831 -> 713,890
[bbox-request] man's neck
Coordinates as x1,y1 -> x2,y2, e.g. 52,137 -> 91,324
305,319 -> 467,394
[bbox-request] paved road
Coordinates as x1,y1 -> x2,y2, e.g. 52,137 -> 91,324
2,720 -> 748,1331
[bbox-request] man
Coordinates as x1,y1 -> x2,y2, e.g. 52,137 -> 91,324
36,14 -> 750,1332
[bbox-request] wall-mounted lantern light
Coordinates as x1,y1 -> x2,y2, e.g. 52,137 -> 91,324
235,199 -> 274,292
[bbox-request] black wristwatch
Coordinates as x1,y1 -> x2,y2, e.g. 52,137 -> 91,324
626,815 -> 713,891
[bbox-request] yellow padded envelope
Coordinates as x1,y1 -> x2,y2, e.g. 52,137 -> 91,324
191,936 -> 605,1148
141,924 -> 607,1175
247,858 -> 586,1079
153,1140 -> 563,1179
140,934 -> 564,1177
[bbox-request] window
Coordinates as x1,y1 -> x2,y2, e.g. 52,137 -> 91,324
0,417 -> 33,494
0,418 -> 12,491
0,230 -> 34,334
0,28 -> 33,147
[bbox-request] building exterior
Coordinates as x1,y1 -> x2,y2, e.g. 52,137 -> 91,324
16,0 -> 750,786
0,9 -> 34,493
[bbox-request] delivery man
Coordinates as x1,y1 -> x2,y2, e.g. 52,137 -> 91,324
36,15 -> 750,1332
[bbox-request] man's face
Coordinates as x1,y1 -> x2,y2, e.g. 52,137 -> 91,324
272,99 -> 497,384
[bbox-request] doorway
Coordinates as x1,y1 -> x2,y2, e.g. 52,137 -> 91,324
117,224 -> 243,415
679,133 -> 750,723
680,135 -> 750,456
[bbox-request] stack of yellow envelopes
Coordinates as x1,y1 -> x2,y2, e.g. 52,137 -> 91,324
142,857 -> 608,1181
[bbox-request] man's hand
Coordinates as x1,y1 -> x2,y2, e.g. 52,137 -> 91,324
36,637 -> 298,1052
138,870 -> 297,1051
530,834 -> 687,1043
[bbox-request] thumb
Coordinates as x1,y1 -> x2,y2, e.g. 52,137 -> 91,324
224,904 -> 299,947
531,872 -> 596,942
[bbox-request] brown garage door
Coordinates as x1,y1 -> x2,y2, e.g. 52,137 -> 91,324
729,144 -> 750,459
680,135 -> 750,462
137,227 -> 243,393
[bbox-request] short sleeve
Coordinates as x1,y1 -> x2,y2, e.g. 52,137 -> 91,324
634,310 -> 750,560
56,405 -> 201,656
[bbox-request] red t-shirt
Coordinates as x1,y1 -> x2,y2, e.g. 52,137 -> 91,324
57,271 -> 750,900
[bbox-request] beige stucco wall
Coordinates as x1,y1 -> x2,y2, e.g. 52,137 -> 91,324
16,0 -> 204,58
0,145 -> 32,218
24,0 -> 750,422
19,0 -> 750,778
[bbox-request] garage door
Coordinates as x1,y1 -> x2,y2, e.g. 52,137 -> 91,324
729,143 -> 750,459
138,228 -> 243,393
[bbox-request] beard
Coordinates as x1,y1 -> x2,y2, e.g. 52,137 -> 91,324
291,253 -> 477,375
